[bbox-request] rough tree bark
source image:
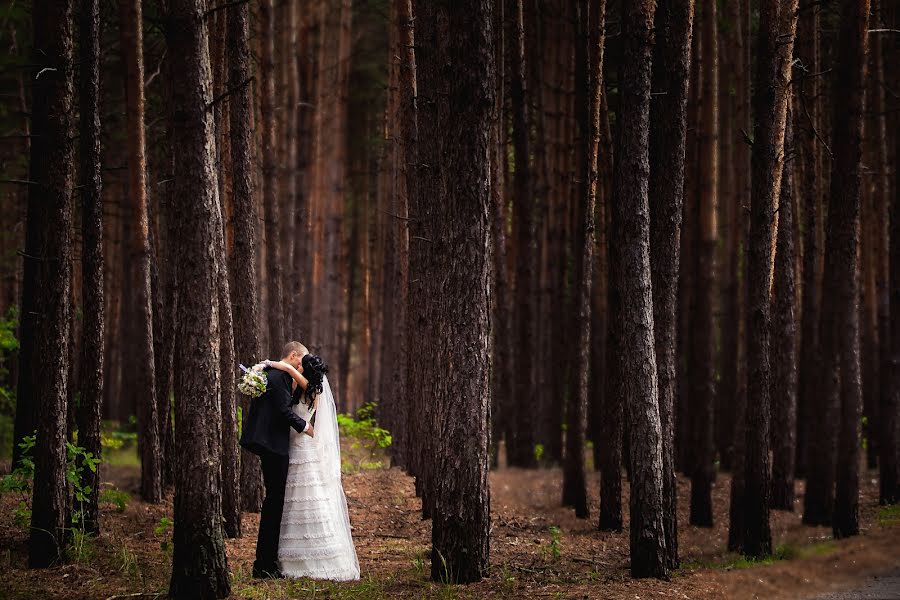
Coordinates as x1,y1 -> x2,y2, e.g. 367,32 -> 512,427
25,0 -> 75,569
489,0 -> 510,470
76,0 -> 104,536
214,182 -> 240,539
165,0 -> 231,596
395,0 -> 420,477
689,0 -> 717,528
830,0 -> 869,539
260,0 -> 283,354
879,0 -> 900,505
648,0 -> 694,568
770,106 -> 798,510
228,0 -> 264,513
507,0 -> 537,469
743,0 -> 797,558
611,0 -> 669,579
413,0 -> 494,583
563,0 -> 605,519
794,0 -> 822,479
119,0 -> 162,504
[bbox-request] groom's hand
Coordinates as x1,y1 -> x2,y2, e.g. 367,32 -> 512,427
304,424 -> 315,438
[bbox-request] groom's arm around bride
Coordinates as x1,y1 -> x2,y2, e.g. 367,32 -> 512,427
240,367 -> 313,458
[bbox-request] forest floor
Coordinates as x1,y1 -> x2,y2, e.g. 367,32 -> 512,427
1,442 -> 899,600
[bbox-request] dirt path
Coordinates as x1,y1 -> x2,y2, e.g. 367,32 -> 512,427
808,570 -> 900,600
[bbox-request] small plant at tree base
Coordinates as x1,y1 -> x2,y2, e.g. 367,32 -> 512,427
0,435 -> 35,527
156,517 -> 174,555
65,528 -> 96,564
543,526 -> 562,560
533,443 -> 545,463
117,543 -> 141,582
100,487 -> 131,512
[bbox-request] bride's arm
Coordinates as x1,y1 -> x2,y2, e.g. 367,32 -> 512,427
263,360 -> 309,390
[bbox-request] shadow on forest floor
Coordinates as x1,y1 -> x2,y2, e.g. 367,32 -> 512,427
0,442 -> 898,599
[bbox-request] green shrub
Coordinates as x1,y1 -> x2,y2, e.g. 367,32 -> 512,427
0,434 -> 100,529
155,517 -> 174,555
337,402 -> 392,449
100,487 -> 131,512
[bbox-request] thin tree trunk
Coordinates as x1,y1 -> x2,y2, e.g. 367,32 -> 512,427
119,0 -> 162,503
26,0 -> 75,568
831,0 -> 869,539
76,0 -> 104,536
648,0 -> 694,568
612,0 -> 669,579
877,0 -> 899,505
260,0 -> 283,354
396,0 -> 419,477
794,0 -> 822,479
770,106 -> 798,510
490,0 -> 509,469
564,0 -> 605,519
215,189 -> 240,539
165,0 -> 231,595
228,0 -> 264,513
689,0 -> 717,528
508,0 -> 537,469
743,0 -> 797,558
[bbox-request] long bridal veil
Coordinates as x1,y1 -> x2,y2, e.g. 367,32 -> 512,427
313,376 -> 360,578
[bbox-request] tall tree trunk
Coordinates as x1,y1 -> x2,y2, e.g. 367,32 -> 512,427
726,0 -> 751,551
119,0 -> 162,504
831,0 -> 869,539
689,0 -> 717,528
612,0 -> 669,579
600,230 -> 624,531
794,0 -> 822,479
214,190 -> 240,539
489,0 -> 509,469
165,0 -> 231,596
507,0 -> 537,469
770,106 -> 798,510
648,0 -> 694,568
396,0 -> 420,478
76,0 -> 104,536
228,0 -> 264,513
590,87 -> 612,474
743,0 -> 797,558
260,0 -> 283,354
564,0 -> 605,519
413,0 -> 494,583
877,0 -> 899,505
25,0 -> 75,568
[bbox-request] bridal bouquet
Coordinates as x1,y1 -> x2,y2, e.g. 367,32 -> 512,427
238,363 -> 267,398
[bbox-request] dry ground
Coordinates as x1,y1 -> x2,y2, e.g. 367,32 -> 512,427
1,444 -> 898,599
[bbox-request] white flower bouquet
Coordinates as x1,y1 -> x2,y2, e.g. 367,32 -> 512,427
238,363 -> 268,398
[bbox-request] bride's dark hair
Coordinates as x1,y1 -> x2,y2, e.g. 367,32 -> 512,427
301,353 -> 329,408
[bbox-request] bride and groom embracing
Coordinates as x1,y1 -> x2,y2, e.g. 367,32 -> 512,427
239,341 -> 360,581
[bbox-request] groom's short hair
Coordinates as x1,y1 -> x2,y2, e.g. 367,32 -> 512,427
282,341 -> 309,358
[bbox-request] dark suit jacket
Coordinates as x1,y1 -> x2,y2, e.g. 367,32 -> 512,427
239,367 -> 308,457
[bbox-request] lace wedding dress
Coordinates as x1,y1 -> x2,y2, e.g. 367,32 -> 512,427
279,376 -> 360,581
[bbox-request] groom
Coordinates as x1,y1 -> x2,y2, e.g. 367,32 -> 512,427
240,341 -> 315,578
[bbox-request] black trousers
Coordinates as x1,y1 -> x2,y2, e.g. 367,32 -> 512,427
254,450 -> 289,573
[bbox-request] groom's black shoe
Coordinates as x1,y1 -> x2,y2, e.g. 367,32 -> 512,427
252,567 -> 285,579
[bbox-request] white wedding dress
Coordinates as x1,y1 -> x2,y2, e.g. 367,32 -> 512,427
278,376 -> 360,581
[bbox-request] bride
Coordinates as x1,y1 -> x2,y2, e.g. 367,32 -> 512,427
260,354 -> 360,581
